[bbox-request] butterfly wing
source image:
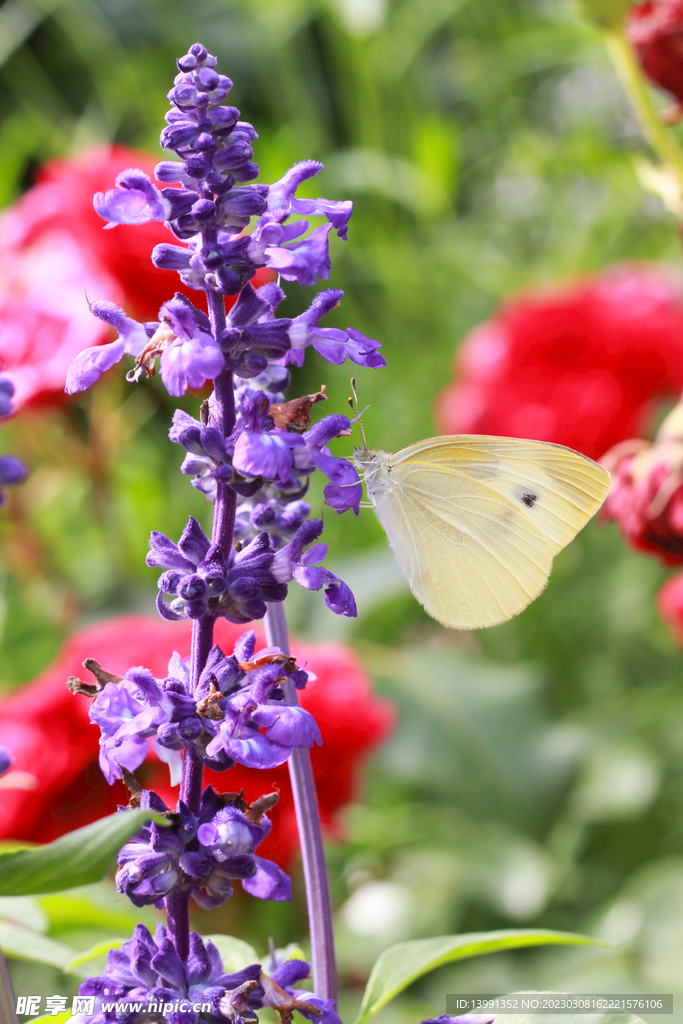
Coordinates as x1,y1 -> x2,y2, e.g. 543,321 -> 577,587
368,436 -> 610,629
391,436 -> 611,557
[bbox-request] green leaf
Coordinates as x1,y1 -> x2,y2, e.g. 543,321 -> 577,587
64,938 -> 126,974
39,886 -> 155,932
0,919 -> 78,971
0,810 -> 168,897
202,934 -> 259,972
354,929 -> 609,1024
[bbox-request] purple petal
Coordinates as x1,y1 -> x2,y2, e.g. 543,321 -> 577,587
321,569 -> 357,617
304,414 -> 352,450
160,334 -> 225,396
344,326 -> 386,368
290,196 -> 353,239
300,542 -> 327,565
288,991 -> 344,1024
292,564 -> 325,591
147,531 -> 196,571
266,160 -> 323,217
65,339 -> 126,395
313,452 -> 362,515
227,282 -> 272,328
151,938 -> 186,991
156,591 -> 184,621
251,704 -> 322,748
93,169 -> 171,227
270,959 -> 311,988
265,223 -> 332,287
160,294 -> 212,340
178,516 -> 211,566
89,301 -> 152,349
233,431 -> 294,483
206,731 -> 291,769
241,856 -> 292,901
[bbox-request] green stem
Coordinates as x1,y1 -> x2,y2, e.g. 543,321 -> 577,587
604,27 -> 683,182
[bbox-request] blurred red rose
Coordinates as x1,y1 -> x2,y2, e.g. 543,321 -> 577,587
435,265 -> 683,461
657,571 -> 683,641
602,402 -> 683,564
0,615 -> 395,865
627,0 -> 683,106
0,147 -> 273,409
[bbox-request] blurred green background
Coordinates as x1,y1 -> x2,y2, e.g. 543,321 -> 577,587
2,0 -> 683,1021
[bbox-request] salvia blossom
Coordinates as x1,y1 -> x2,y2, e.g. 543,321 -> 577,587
69,630 -> 320,784
435,265 -> 683,461
73,924 -> 330,1024
117,788 -> 290,909
0,615 -> 395,860
627,0 -> 683,107
58,41 -> 392,1017
602,401 -> 683,564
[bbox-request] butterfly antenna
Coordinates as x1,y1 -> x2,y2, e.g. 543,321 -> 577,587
348,377 -> 368,452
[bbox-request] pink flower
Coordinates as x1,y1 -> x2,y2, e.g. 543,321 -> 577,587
435,265 -> 683,461
657,571 -> 683,641
602,403 -> 683,565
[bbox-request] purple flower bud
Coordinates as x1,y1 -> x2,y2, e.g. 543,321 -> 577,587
0,456 -> 27,487
0,747 -> 13,777
151,243 -> 191,270
178,573 -> 207,600
184,155 -> 211,179
0,378 -> 15,419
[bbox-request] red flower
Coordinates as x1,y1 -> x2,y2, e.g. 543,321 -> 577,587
0,615 -> 395,865
657,571 -> 683,640
0,147 -> 273,409
435,265 -> 683,461
627,0 -> 683,106
602,403 -> 683,564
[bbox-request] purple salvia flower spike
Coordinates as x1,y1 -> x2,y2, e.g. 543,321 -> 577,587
65,40 -> 390,1014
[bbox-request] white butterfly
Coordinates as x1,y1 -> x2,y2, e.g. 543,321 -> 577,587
353,434 -> 611,630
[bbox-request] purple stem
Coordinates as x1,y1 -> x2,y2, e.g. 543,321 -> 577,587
264,601 -> 338,1003
166,278 -> 235,962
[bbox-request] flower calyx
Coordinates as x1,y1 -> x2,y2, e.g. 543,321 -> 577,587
120,766 -> 143,808
259,971 -> 322,1024
245,790 -> 279,823
130,322 -> 176,381
67,658 -> 123,697
270,386 -> 327,433
196,676 -> 225,719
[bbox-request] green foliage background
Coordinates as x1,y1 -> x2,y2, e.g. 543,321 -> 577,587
1,0 -> 683,1020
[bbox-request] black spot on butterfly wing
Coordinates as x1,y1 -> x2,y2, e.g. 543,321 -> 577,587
520,491 -> 538,508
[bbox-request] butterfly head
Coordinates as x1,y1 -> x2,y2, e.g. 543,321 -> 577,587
352,445 -> 378,469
